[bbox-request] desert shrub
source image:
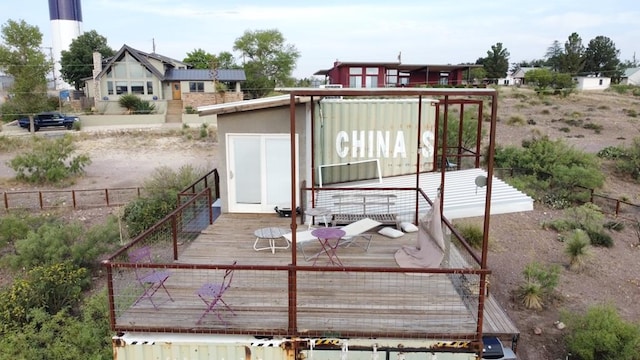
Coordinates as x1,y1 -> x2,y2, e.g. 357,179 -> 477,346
200,123 -> 209,138
507,115 -> 525,126
184,105 -> 197,114
8,135 -> 91,184
123,165 -> 205,237
559,127 -> 570,133
0,213 -> 31,248
612,138 -> 640,180
0,262 -> 88,331
455,222 -> 484,249
583,123 -> 602,133
540,109 -> 551,115
597,145 -> 626,159
2,216 -> 119,272
603,220 -> 625,231
518,261 -> 560,310
627,109 -> 638,118
0,290 -> 111,359
562,304 -> 640,360
565,229 -> 591,271
492,136 -> 604,206
597,104 -> 610,110
585,229 -> 613,247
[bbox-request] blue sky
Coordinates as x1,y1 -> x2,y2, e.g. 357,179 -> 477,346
1,0 -> 638,78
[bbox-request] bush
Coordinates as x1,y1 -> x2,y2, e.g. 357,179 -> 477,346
563,304 -> 640,360
492,137 -> 604,205
613,138 -> 640,180
0,262 -> 88,331
455,222 -> 484,249
118,94 -> 156,114
518,261 -> 561,310
565,229 -> 591,271
2,216 -> 120,272
8,135 -> 91,184
585,229 -> 614,247
123,165 -> 205,237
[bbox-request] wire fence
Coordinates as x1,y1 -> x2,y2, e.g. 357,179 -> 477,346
1,187 -> 143,212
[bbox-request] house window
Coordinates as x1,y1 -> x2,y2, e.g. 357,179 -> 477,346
189,82 -> 204,92
599,79 -> 603,86
115,81 -> 128,95
107,81 -> 114,95
349,67 -> 363,88
147,81 -> 154,95
439,72 -> 449,85
131,81 -> 144,94
399,71 -> 410,86
365,67 -> 378,88
386,69 -> 398,87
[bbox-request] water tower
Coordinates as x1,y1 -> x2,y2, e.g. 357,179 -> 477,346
48,0 -> 83,90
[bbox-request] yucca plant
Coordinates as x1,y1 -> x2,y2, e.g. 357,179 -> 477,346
518,261 -> 560,310
519,281 -> 544,310
565,229 -> 591,271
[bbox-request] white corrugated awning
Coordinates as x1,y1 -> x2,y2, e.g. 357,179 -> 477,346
319,168 -> 533,220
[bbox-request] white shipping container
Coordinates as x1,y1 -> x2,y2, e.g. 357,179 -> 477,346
315,98 -> 438,186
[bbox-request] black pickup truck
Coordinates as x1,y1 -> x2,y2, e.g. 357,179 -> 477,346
18,111 -> 80,132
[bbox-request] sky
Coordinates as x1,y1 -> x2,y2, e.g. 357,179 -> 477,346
1,0 -> 638,78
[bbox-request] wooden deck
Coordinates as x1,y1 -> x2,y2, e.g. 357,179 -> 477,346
113,213 -> 518,340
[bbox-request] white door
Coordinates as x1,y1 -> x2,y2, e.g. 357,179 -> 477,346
227,134 -> 298,213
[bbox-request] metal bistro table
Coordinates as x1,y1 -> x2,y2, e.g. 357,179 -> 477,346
253,227 -> 290,254
311,227 -> 346,266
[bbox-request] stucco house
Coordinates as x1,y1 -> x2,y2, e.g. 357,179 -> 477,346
621,67 -> 640,86
84,45 -> 246,117
314,60 -> 479,87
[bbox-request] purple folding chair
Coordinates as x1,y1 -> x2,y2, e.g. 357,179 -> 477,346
128,246 -> 174,310
196,261 -> 237,325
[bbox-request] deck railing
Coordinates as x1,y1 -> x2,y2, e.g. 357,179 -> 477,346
1,187 -> 143,211
102,183 -> 495,345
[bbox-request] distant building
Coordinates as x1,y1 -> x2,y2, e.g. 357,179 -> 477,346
621,67 -> 640,86
314,60 -> 479,87
85,44 -> 246,115
573,75 -> 611,91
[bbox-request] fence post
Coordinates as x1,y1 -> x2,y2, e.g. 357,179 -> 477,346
39,191 -> 43,209
72,190 -> 77,209
171,214 -> 178,261
3,192 -> 7,211
105,189 -> 110,207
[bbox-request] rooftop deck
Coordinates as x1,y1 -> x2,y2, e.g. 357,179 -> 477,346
110,212 -> 518,342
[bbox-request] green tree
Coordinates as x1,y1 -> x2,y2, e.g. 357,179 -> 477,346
525,68 -> 554,90
545,40 -> 563,72
216,51 -> 239,69
60,30 -> 114,90
560,32 -> 585,74
583,35 -> 621,79
0,19 -> 50,119
233,29 -> 300,98
482,42 -> 510,82
183,48 -> 216,69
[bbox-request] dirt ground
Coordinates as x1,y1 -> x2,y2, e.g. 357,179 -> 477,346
1,88 -> 640,360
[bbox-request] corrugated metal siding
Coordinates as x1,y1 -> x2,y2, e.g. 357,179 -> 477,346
113,334 -> 289,360
315,99 -> 437,185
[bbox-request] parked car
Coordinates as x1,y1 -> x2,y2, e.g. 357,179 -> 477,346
18,111 -> 80,132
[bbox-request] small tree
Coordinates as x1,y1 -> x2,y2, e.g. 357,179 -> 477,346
8,135 -> 91,184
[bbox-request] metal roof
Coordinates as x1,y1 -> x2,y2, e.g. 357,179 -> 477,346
319,168 -> 534,220
165,69 -> 246,82
197,94 -> 312,116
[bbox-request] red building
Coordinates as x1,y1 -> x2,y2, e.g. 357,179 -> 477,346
315,61 -> 480,88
